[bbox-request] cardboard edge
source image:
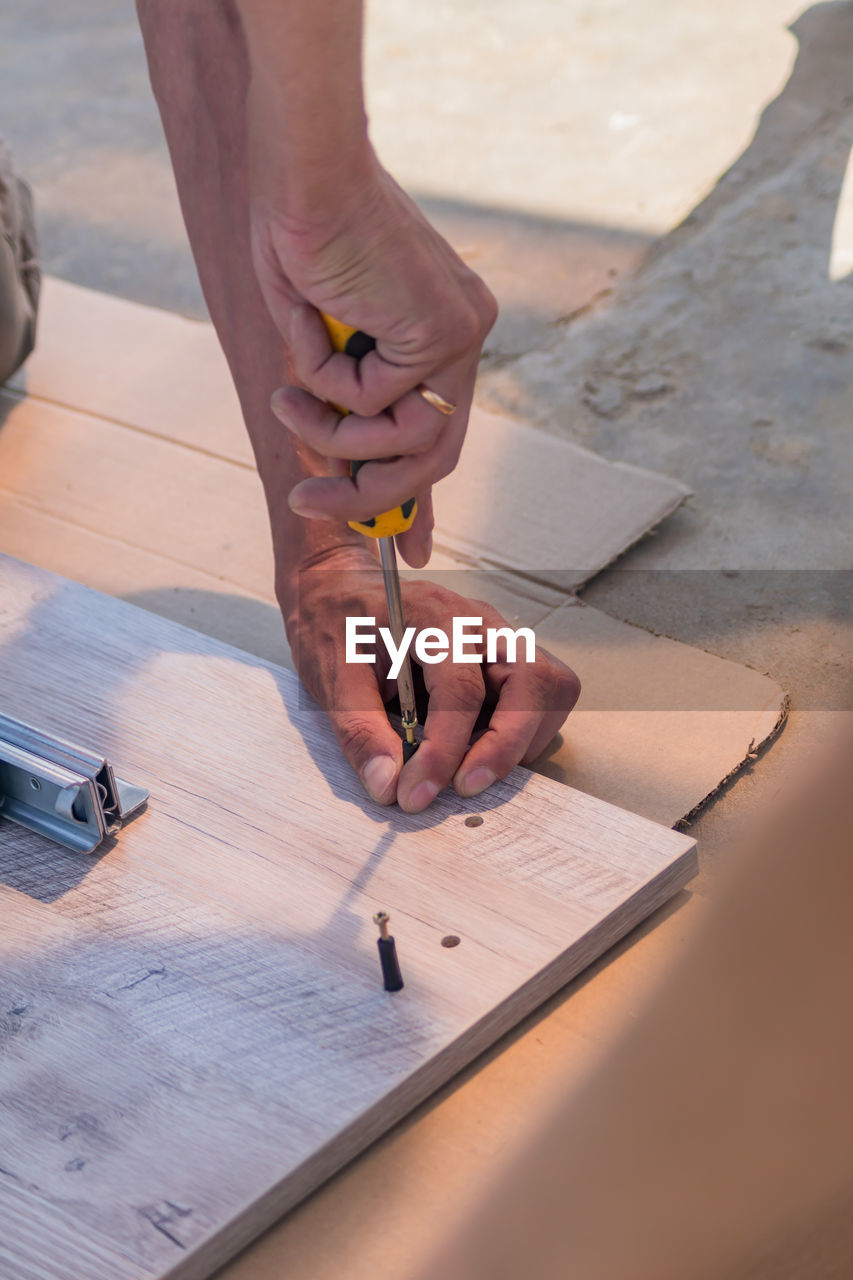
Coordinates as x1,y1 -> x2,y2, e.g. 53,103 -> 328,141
675,693 -> 791,829
461,481 -> 692,590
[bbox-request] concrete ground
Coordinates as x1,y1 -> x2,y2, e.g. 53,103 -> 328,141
0,0 -> 849,869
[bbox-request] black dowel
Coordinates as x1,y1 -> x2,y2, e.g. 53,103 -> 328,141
373,910 -> 404,992
377,936 -> 404,992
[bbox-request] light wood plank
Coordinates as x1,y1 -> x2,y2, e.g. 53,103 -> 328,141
0,554 -> 696,1280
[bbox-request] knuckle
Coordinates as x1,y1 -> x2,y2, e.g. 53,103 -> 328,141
336,716 -> 378,766
533,656 -> 581,711
405,317 -> 442,355
477,283 -> 499,334
440,666 -> 485,710
477,602 -> 509,630
357,389 -> 394,418
448,305 -> 482,354
526,662 -> 558,703
556,664 -> 582,710
413,582 -> 452,614
397,411 -> 442,456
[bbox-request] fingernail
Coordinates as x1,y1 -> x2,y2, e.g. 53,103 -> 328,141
270,390 -> 294,426
457,766 -> 496,797
404,779 -> 440,813
288,496 -> 334,520
362,755 -> 399,803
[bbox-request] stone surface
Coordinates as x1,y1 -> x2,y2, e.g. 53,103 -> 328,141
0,0 -> 802,359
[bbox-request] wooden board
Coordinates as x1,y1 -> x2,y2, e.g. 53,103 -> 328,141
0,554 -> 697,1280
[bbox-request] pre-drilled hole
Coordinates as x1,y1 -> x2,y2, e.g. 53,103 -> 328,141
464,815 -> 483,828
441,935 -> 461,948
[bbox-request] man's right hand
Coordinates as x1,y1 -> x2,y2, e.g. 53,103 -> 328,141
280,545 -> 580,811
250,150 -> 497,570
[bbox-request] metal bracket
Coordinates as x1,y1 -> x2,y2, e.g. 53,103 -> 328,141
0,713 -> 149,853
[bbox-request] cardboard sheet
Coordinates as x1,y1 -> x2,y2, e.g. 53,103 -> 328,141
8,277 -> 254,467
402,554 -> 787,827
432,407 -> 691,588
10,278 -> 691,589
0,279 -> 784,833
532,597 -> 787,826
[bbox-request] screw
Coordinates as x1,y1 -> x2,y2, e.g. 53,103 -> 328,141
373,910 -> 390,941
372,910 -> 403,992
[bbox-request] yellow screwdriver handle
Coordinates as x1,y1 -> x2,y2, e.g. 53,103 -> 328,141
320,313 -> 418,540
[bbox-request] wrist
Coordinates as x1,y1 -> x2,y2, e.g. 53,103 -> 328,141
248,110 -> 379,239
274,534 -> 377,622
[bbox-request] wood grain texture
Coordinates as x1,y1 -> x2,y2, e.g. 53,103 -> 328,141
0,555 -> 697,1280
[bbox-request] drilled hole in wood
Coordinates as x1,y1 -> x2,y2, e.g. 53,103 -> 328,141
441,935 -> 461,948
464,815 -> 483,828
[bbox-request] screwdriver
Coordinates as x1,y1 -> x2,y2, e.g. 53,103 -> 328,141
320,313 -> 420,763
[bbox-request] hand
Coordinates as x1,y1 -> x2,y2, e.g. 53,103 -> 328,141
280,546 -> 580,812
249,144 -> 498,568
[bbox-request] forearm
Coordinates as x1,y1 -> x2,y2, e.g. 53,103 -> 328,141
136,0 -> 366,599
140,0 -> 495,583
236,0 -> 373,224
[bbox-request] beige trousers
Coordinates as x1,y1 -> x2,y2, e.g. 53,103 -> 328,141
0,138 -> 39,384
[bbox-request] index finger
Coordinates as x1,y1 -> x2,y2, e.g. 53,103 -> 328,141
396,661 -> 487,814
289,303 -> 473,420
453,650 -> 580,797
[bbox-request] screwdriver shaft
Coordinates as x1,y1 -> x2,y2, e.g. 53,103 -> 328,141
378,536 -> 418,750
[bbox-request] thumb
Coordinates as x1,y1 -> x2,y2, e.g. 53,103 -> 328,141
325,669 -> 407,804
250,219 -> 303,344
396,487 -> 434,568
